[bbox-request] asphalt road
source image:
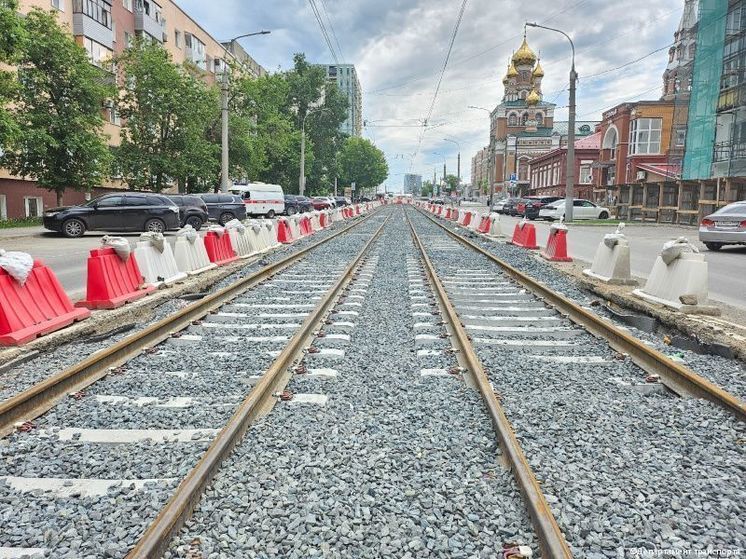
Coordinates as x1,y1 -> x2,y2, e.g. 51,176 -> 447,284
2,218 -> 745,309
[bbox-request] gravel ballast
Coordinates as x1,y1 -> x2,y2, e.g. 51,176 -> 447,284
409,207 -> 745,557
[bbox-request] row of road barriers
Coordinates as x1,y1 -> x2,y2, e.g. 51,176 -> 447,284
417,202 -> 716,315
0,203 -> 378,347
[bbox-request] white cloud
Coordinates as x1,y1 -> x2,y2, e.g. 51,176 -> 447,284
177,0 -> 684,188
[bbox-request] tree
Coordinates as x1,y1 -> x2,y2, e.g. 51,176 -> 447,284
2,8 -> 112,206
338,137 -> 388,192
421,180 -> 434,197
443,174 -> 460,193
0,0 -> 25,150
116,41 -> 218,192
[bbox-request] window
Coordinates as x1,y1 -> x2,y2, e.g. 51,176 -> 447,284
536,113 -> 544,126
0,194 -> 7,221
97,196 -> 124,207
521,112 -> 529,126
602,126 -> 618,159
606,166 -> 616,186
82,37 -> 113,68
124,196 -> 149,207
72,0 -> 112,29
24,197 -> 44,218
51,0 -> 65,10
123,0 -> 132,11
508,113 -> 518,126
174,30 -> 182,48
579,165 -> 592,184
629,118 -> 662,154
107,104 -> 121,125
675,128 -> 686,147
124,31 -> 133,48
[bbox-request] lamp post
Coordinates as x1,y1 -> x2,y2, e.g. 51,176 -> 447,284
219,30 -> 271,193
300,107 -> 331,197
468,105 -> 497,210
526,22 -> 577,221
443,138 -> 461,197
432,152 -> 446,198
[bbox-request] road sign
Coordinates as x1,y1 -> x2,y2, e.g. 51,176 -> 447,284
351,182 -> 356,191
509,173 -> 517,181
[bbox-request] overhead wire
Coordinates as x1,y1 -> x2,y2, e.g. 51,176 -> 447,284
308,0 -> 339,64
319,0 -> 346,64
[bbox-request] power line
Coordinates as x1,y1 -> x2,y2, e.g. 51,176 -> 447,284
319,0 -> 345,64
411,0 -> 470,171
308,0 -> 339,64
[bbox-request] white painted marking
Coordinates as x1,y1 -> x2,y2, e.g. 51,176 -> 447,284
413,312 -> 436,317
336,310 -> 359,316
341,302 -> 363,307
330,321 -> 356,328
410,295 -> 428,300
457,306 -> 552,313
49,429 -> 219,443
322,333 -> 351,341
171,334 -> 203,343
268,350 -> 281,357
0,477 -> 174,498
307,348 -> 345,357
413,322 -> 437,329
466,325 -> 573,333
233,303 -> 316,309
417,349 -> 443,357
415,334 -> 441,341
93,396 -> 198,408
304,368 -> 338,379
473,339 -> 574,347
258,313 -> 308,319
531,355 -> 612,364
347,295 -> 365,300
0,548 -> 47,559
201,322 -> 300,330
287,394 -> 328,406
411,303 -> 430,308
275,290 -> 327,296
420,369 -> 451,377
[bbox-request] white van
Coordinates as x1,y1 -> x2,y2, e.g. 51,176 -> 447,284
229,182 -> 285,218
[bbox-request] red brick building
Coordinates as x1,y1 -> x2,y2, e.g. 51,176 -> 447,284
527,132 -> 601,200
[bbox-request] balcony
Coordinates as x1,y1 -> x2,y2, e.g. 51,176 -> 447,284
72,0 -> 113,49
134,5 -> 165,42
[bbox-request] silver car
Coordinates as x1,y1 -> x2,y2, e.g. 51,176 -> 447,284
699,201 -> 746,251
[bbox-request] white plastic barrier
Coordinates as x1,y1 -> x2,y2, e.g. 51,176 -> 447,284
288,216 -> 302,240
486,213 -> 503,237
468,211 -> 480,232
134,233 -> 188,287
226,220 -> 256,259
331,209 -> 343,223
310,212 -> 322,232
173,226 -> 216,276
245,221 -> 267,253
633,240 -> 711,311
262,219 -> 281,249
583,231 -> 636,285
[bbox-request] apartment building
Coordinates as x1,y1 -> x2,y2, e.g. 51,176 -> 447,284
0,0 -> 265,221
323,64 -> 362,137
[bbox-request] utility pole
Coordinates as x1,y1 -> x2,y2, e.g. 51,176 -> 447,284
527,22 -> 576,221
219,31 -> 271,193
300,107 -> 330,197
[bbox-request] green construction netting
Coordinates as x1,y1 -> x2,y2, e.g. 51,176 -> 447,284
682,0 -> 728,180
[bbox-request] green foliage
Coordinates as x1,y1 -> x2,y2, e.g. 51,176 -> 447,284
337,137 -> 389,191
421,180 -> 434,197
0,0 -> 25,148
2,8 -> 112,205
443,174 -> 460,193
0,216 -> 41,229
116,41 -> 219,192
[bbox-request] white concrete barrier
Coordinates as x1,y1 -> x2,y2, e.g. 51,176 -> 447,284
468,211 -> 480,232
134,233 -> 188,287
173,227 -> 216,276
583,237 -> 636,285
632,239 -> 714,313
262,219 -> 281,249
245,221 -> 267,253
226,220 -> 256,259
288,216 -> 302,240
310,212 -> 322,232
487,213 -> 503,237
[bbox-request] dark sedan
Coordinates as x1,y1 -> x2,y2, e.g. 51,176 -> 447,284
43,193 -> 180,238
502,198 -> 521,216
294,196 -> 314,213
284,195 -> 302,216
196,193 -> 247,225
167,195 -> 209,230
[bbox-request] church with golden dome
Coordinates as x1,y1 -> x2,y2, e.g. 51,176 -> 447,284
473,33 -> 597,196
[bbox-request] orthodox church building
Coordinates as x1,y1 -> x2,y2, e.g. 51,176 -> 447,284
488,34 -> 596,195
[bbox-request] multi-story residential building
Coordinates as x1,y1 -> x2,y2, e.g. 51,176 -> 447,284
486,35 -> 596,197
403,174 -> 422,196
322,64 -> 362,137
0,0 -> 266,221
528,133 -> 601,201
470,146 -> 491,195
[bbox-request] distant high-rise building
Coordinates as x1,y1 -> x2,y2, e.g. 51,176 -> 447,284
404,174 -> 422,195
323,64 -> 363,136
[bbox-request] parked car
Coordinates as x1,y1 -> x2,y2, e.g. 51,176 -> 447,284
525,196 -> 562,220
492,198 -> 507,213
699,201 -> 746,251
431,198 -> 445,205
197,193 -> 247,225
229,182 -> 284,218
166,195 -> 209,230
283,195 -> 302,216
502,198 -> 520,216
334,196 -> 351,207
43,193 -> 180,238
539,199 -> 611,221
294,196 -> 314,213
311,197 -> 333,210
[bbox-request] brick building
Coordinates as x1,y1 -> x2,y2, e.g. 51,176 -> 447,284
0,0 -> 265,221
528,132 -> 601,201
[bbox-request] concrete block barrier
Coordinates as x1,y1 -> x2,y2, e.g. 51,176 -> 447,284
133,233 -> 188,288
173,226 -> 216,276
583,226 -> 636,285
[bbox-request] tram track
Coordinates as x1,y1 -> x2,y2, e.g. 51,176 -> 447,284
407,206 -> 745,555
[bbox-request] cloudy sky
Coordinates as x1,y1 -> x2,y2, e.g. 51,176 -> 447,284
178,0 -> 685,190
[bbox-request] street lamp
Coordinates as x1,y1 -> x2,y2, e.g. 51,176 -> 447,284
432,152 -> 447,198
443,138 -> 461,197
219,30 -> 271,193
526,21 -> 577,221
300,107 -> 331,197
468,106 -> 499,210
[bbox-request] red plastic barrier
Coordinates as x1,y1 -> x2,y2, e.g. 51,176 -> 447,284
77,247 -> 155,310
541,227 -> 573,262
277,219 -> 294,243
436,206 -> 443,216
460,212 -> 472,228
511,222 -> 539,249
319,213 -> 328,228
478,215 -> 491,234
204,231 -> 238,265
355,205 -> 361,215
0,261 -> 91,345
300,216 -> 312,236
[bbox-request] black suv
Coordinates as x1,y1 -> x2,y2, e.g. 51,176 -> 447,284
167,195 -> 209,230
197,193 -> 247,225
284,195 -> 301,216
334,196 -> 350,207
525,196 -> 562,220
43,193 -> 181,238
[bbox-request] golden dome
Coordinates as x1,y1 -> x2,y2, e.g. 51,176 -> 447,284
526,89 -> 541,106
532,60 -> 544,78
512,37 -> 537,67
507,62 -> 519,78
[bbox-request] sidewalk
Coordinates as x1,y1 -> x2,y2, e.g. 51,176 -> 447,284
0,225 -> 47,241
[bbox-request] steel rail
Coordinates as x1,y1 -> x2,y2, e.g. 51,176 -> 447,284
406,212 -> 574,559
127,214 -> 390,558
415,207 -> 746,422
0,211 -> 382,437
